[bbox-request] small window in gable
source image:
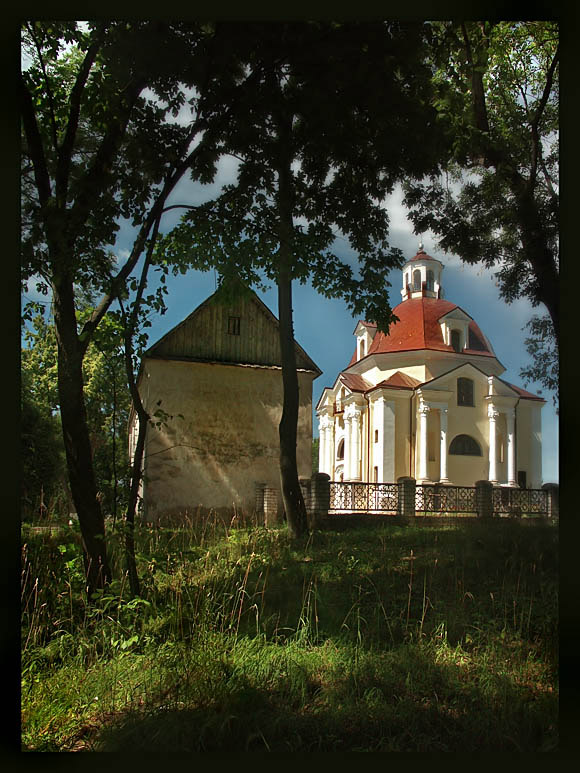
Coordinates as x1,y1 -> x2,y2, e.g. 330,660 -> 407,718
359,339 -> 365,359
228,316 -> 241,335
457,377 -> 474,407
449,434 -> 481,456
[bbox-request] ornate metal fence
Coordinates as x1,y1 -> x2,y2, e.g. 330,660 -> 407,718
415,484 -> 477,515
329,481 -> 398,513
491,486 -> 548,517
328,480 -> 550,517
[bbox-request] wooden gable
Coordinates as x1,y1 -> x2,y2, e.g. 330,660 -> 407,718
145,285 -> 321,374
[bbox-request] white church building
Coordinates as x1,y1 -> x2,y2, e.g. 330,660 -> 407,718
316,244 -> 544,489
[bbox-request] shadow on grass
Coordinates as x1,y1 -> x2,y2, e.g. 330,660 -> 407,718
91,640 -> 557,753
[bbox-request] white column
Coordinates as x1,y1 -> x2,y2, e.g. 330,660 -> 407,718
318,416 -> 326,474
351,407 -> 362,480
326,417 -> 335,479
418,403 -> 430,482
343,405 -> 353,481
488,405 -> 499,483
439,407 -> 449,483
374,396 -> 396,483
506,410 -> 516,486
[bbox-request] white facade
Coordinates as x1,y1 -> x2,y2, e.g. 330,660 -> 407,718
316,246 -> 545,489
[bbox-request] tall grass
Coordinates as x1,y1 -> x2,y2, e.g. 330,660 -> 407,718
21,515 -> 558,752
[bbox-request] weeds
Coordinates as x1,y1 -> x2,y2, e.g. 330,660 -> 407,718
21,516 -> 558,752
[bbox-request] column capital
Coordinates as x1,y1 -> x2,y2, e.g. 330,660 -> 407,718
344,402 -> 363,422
487,405 -> 500,420
418,402 -> 431,415
320,414 -> 332,430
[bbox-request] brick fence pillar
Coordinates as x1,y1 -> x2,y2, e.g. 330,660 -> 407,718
255,483 -> 266,525
476,480 -> 494,518
541,482 -> 559,519
264,486 -> 281,527
310,473 -> 330,528
299,478 -> 312,515
397,476 -> 416,517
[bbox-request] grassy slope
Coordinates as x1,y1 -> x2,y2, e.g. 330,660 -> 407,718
21,517 -> 558,752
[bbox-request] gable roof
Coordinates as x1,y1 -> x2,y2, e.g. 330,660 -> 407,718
498,379 -> 546,402
372,371 -> 422,390
144,284 -> 321,375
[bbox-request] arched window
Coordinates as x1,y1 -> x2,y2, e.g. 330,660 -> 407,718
457,377 -> 474,406
337,439 -> 345,460
426,270 -> 434,291
451,329 -> 461,353
413,269 -> 421,291
449,434 -> 482,456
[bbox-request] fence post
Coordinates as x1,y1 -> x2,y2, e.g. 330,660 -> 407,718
299,477 -> 312,517
255,482 -> 266,525
541,483 -> 559,520
397,476 -> 416,517
310,473 -> 330,528
475,480 -> 493,518
264,486 -> 281,527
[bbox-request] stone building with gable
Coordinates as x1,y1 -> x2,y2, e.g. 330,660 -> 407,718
129,283 -> 321,522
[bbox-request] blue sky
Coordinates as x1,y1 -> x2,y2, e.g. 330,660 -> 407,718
111,174 -> 558,485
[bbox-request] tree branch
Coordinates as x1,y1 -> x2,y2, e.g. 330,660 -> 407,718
20,73 -> 52,206
56,23 -> 108,206
529,43 -> 559,188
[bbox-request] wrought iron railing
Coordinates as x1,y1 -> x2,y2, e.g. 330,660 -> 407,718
328,481 -> 550,517
415,484 -> 477,515
491,486 -> 548,516
329,481 -> 398,512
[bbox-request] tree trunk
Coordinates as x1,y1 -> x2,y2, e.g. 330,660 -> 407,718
123,331 -> 148,599
275,119 -> 309,538
52,275 -> 111,596
516,189 -> 560,344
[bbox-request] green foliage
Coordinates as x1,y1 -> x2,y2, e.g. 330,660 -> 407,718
402,21 -> 559,402
21,311 -> 132,519
156,21 -> 444,335
22,518 -> 558,751
520,314 -> 558,408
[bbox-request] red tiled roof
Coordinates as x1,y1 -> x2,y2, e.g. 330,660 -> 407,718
373,371 -> 422,390
362,298 -> 494,358
408,248 -> 439,262
339,373 -> 373,393
500,380 -> 546,401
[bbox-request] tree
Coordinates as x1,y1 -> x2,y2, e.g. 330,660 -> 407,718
21,308 -> 132,519
402,21 -> 559,400
159,21 -> 444,536
21,20 -> 238,594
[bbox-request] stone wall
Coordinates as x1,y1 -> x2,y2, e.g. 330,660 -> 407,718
141,358 -> 315,522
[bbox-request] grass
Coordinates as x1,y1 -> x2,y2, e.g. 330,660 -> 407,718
21,514 -> 558,752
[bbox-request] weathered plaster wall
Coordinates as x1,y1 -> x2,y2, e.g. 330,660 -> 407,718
141,358 -> 314,521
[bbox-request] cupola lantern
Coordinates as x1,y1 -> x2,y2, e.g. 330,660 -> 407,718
401,241 -> 444,301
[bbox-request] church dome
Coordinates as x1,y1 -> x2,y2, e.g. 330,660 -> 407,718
367,297 -> 495,357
